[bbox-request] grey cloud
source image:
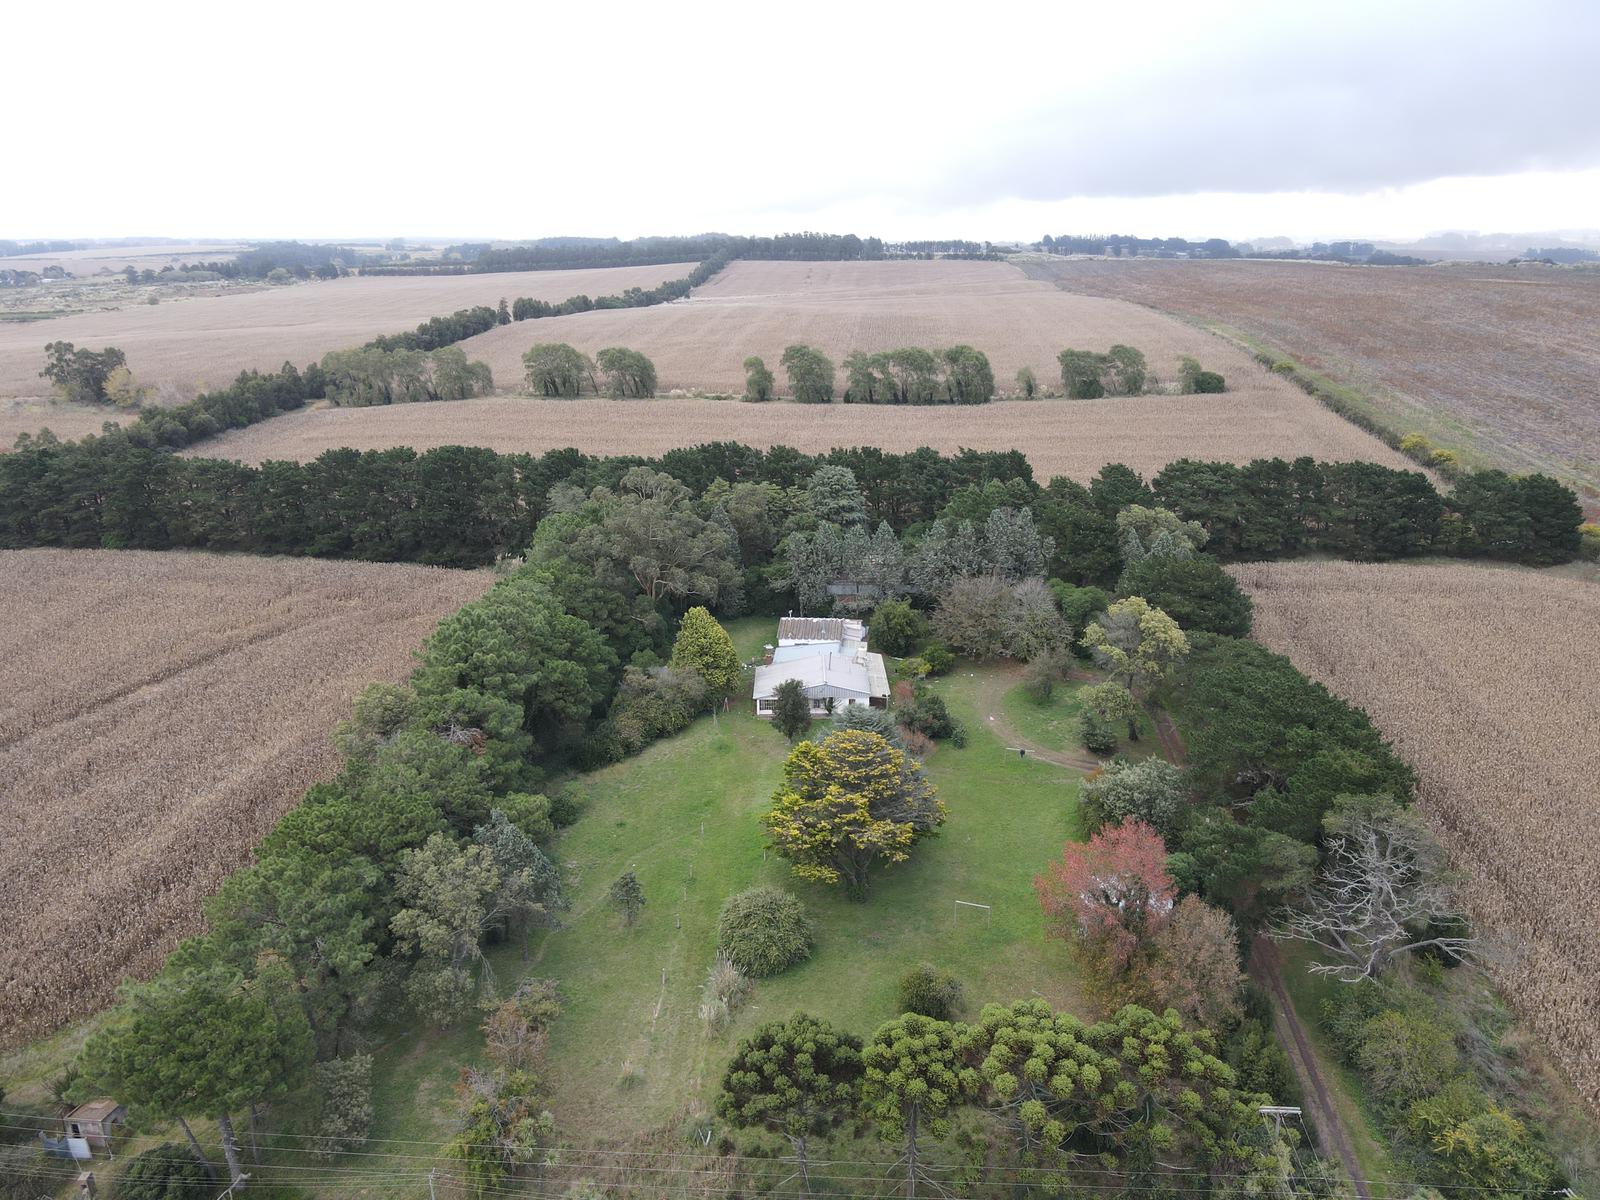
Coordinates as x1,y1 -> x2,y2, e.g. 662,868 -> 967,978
929,0 -> 1600,203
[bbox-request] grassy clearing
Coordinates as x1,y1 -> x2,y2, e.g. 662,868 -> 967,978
469,665 -> 1086,1142
999,672 -> 1157,757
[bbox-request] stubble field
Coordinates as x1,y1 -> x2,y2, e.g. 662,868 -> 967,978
0,549 -> 492,1046
190,392 -> 1417,481
0,262 -> 695,401
188,260 -> 1417,478
1230,559 -> 1600,1111
1024,257 -> 1600,497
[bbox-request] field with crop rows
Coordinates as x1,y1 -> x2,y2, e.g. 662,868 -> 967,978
1025,257 -> 1600,498
1230,559 -> 1600,1111
189,392 -> 1418,481
0,549 -> 492,1046
0,262 -> 695,402
453,259 -> 1308,398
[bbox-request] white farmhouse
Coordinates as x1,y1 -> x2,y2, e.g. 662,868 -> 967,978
752,617 -> 890,718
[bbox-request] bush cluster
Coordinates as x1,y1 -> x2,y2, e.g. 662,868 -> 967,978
716,887 -> 814,978
896,963 -> 963,1019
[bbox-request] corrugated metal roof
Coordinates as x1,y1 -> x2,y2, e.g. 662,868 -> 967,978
777,617 -> 867,644
772,642 -> 843,663
754,650 -> 889,701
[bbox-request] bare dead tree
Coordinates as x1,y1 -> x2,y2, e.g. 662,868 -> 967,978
1269,805 -> 1474,981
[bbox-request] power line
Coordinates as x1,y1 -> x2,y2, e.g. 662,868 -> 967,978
0,1113 -> 1556,1199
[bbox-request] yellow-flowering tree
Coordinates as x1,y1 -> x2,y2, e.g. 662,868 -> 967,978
764,730 -> 944,899
1080,596 -> 1188,696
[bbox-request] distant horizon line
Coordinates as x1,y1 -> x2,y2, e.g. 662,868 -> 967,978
8,228 -> 1600,250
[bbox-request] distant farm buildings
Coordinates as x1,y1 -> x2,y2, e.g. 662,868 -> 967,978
753,617 -> 889,717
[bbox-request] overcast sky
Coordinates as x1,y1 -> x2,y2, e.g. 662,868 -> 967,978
8,0 -> 1600,243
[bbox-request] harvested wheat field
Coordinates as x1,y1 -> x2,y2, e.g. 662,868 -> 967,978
0,262 -> 694,402
1231,559 -> 1600,1111
189,392 -> 1419,481
0,396 -> 117,447
454,259 -> 1317,398
1026,257 -> 1600,497
0,242 -> 249,275
0,549 -> 492,1046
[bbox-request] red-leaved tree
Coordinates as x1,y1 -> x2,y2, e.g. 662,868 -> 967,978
1035,819 -> 1175,989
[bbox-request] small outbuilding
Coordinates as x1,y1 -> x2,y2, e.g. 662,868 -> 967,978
62,1100 -> 125,1150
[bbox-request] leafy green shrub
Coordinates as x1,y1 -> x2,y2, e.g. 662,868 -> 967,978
829,705 -> 902,745
1223,986 -> 1299,1104
717,887 -> 813,978
895,656 -> 932,680
870,599 -> 928,657
1356,1010 -> 1460,1105
895,685 -> 966,746
921,644 -> 955,675
312,1055 -> 373,1158
896,963 -> 963,1019
547,789 -> 582,827
114,1143 -> 211,1200
1023,649 -> 1068,702
604,665 -> 709,756
1080,758 -> 1188,839
1080,713 -> 1119,755
1579,523 -> 1600,562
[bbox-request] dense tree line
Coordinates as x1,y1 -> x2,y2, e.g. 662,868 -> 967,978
1040,233 -> 1240,258
508,251 -> 731,322
365,305 -> 501,352
0,238 -> 80,257
362,233 -> 886,276
173,241 -> 366,281
1,432 -> 1581,572
838,346 -> 996,404
321,346 -> 493,406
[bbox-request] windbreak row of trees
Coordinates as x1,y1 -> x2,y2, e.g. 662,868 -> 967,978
759,344 -> 997,404
509,251 -> 731,321
0,426 -> 1582,570
321,346 -> 493,406
1057,345 -> 1225,397
522,343 -> 658,398
363,233 -> 887,276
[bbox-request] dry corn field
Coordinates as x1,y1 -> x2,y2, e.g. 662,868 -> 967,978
1026,257 -> 1600,497
0,549 -> 492,1046
0,262 -> 695,402
1230,560 -> 1600,1112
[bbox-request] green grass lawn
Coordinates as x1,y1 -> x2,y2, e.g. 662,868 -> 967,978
415,664 -> 1088,1142
998,672 -> 1158,757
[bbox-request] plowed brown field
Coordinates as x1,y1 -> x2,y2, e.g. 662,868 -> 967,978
1025,257 -> 1600,498
0,549 -> 492,1045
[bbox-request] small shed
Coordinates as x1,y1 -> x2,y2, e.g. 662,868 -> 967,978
63,1100 -> 125,1150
